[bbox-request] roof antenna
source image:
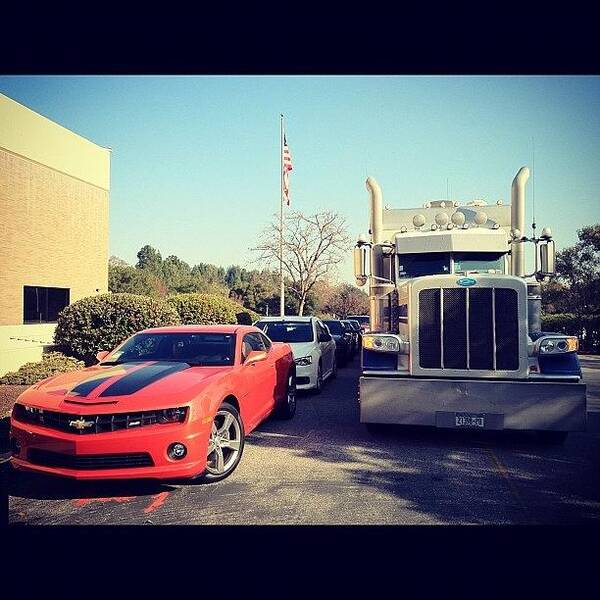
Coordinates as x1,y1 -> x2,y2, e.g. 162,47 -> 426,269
531,136 -> 536,238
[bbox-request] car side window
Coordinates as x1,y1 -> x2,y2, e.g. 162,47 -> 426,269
258,332 -> 272,351
317,321 -> 331,342
241,332 -> 266,362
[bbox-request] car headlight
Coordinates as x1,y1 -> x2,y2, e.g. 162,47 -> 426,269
157,407 -> 189,423
538,336 -> 578,355
362,334 -> 401,353
294,356 -> 312,366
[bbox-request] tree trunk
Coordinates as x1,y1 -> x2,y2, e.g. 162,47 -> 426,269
298,297 -> 305,316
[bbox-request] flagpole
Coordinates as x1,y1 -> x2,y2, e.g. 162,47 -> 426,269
280,114 -> 285,317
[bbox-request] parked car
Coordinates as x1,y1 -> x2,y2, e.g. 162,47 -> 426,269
347,315 -> 370,333
321,319 -> 353,367
255,316 -> 336,393
10,325 -> 295,483
341,320 -> 359,356
347,320 -> 363,347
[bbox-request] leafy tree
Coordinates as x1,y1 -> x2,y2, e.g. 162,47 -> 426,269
136,245 -> 163,273
544,224 -> 600,316
162,255 -> 194,293
109,263 -> 166,296
321,283 -> 370,318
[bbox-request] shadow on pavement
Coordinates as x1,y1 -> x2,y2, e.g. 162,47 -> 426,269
4,462 -> 177,501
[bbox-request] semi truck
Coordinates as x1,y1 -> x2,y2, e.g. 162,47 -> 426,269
353,166 -> 586,443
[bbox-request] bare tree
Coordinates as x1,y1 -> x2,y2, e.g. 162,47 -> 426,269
253,211 -> 351,315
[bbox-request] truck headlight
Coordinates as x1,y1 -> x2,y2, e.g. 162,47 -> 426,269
538,336 -> 578,354
363,334 -> 400,353
294,356 -> 312,366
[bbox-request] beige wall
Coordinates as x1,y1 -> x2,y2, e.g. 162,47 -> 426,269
0,93 -> 110,190
0,149 -> 109,326
0,324 -> 57,376
0,92 -> 110,376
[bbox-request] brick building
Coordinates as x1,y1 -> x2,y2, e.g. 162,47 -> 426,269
0,93 -> 110,375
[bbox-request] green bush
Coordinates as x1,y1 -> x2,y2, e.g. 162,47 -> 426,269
541,313 -> 600,353
167,293 -> 239,325
235,311 -> 254,325
54,293 -> 180,363
0,352 -> 85,385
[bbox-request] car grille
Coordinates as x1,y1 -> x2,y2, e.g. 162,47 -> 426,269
418,287 -> 519,371
27,448 -> 153,470
12,404 -> 178,435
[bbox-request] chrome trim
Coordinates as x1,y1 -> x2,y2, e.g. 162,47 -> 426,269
439,289 -> 444,369
528,374 -> 581,382
492,287 -> 497,370
465,287 -> 470,370
410,274 -> 528,379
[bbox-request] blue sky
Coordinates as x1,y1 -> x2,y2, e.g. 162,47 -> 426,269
2,76 -> 599,283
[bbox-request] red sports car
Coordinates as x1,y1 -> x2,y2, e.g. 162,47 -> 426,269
10,325 -> 296,482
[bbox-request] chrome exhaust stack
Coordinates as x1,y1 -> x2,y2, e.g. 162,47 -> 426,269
510,166 -> 530,277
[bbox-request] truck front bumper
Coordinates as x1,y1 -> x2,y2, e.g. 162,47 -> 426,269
359,376 -> 587,432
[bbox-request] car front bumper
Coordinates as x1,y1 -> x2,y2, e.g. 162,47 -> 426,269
295,362 -> 317,389
359,375 -> 587,431
9,416 -> 211,480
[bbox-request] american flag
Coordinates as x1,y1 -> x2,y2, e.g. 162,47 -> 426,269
282,133 -> 293,205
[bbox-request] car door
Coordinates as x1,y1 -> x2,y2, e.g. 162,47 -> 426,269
316,320 -> 335,375
240,332 -> 276,427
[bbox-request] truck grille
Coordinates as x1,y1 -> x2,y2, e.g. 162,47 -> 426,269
418,287 -> 519,371
27,449 -> 154,470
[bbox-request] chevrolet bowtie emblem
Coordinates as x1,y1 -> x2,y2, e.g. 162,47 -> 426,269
69,417 -> 94,430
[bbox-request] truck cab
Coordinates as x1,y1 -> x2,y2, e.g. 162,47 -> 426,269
353,168 -> 586,442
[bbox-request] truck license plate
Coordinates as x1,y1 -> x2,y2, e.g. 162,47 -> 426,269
455,413 -> 485,428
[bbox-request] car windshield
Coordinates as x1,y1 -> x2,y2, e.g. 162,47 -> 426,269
398,253 -> 451,278
322,320 -> 344,335
255,321 -> 314,343
348,321 -> 361,331
103,332 -> 236,366
453,252 -> 506,274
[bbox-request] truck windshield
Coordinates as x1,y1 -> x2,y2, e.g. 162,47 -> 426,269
255,321 -> 314,343
398,253 -> 451,278
453,252 -> 505,274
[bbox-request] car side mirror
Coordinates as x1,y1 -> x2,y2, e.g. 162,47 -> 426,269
96,350 -> 110,363
244,350 -> 268,365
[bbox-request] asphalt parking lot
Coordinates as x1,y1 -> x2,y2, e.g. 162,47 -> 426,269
5,355 -> 600,525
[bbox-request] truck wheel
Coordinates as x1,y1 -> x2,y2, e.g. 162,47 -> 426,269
537,431 -> 568,445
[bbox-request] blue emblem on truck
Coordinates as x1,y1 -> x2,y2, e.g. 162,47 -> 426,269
457,277 -> 477,287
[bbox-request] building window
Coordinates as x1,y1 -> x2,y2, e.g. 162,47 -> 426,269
23,286 -> 70,324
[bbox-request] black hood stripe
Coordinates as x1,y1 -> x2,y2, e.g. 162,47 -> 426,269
69,364 -> 139,397
99,362 -> 190,397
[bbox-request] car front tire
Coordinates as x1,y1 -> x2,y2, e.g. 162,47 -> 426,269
201,402 -> 245,483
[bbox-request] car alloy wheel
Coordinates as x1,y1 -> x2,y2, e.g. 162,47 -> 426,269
276,372 -> 297,419
204,403 -> 244,481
